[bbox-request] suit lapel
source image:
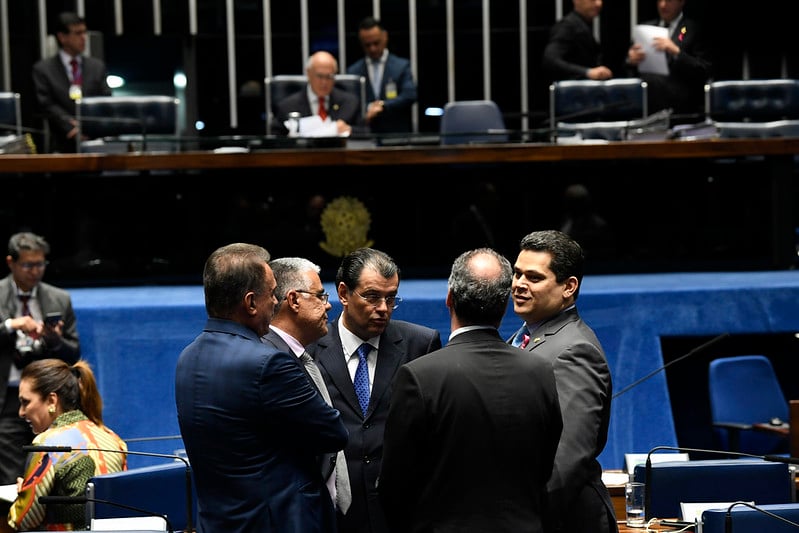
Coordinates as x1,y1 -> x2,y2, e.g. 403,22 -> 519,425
316,320 -> 362,416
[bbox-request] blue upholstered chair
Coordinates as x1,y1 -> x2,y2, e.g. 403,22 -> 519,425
439,100 -> 508,145
633,459 -> 793,520
75,95 -> 180,153
705,79 -> 799,138
86,461 -> 197,532
708,355 -> 789,455
548,78 -> 648,141
701,503 -> 799,533
264,74 -> 366,134
0,92 -> 22,135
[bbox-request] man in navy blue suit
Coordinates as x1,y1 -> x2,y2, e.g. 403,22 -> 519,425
308,247 -> 441,533
347,17 -> 417,134
175,243 -> 348,533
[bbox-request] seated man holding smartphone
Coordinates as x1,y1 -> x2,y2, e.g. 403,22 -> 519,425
0,231 -> 81,502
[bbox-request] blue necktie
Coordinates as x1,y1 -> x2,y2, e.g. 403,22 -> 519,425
354,343 -> 371,416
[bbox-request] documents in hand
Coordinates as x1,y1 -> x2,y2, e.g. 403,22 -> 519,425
633,25 -> 669,75
0,483 -> 17,502
285,115 -> 349,138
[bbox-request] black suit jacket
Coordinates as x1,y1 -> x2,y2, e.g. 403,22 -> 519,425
308,318 -> 441,533
627,17 -> 712,115
379,328 -> 563,533
510,308 -> 618,533
542,11 -> 603,82
273,86 -> 362,135
32,54 -> 111,153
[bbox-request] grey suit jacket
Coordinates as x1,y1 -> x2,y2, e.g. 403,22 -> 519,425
510,307 -> 617,533
0,274 -> 80,412
32,54 -> 111,152
308,318 -> 441,533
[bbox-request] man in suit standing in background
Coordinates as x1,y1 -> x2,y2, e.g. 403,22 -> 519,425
379,247 -> 563,533
0,231 -> 80,494
308,247 -> 442,533
175,243 -> 348,532
347,16 -> 417,135
32,11 -> 111,153
508,230 -> 617,533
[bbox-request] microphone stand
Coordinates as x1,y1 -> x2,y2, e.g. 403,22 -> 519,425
725,501 -> 799,533
38,495 -> 174,533
23,445 -> 193,533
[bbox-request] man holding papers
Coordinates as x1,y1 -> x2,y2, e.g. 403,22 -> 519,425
626,0 -> 711,118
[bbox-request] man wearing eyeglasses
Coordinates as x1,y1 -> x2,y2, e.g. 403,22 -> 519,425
261,256 -> 349,531
273,50 -> 362,137
0,231 -> 80,493
307,247 -> 442,533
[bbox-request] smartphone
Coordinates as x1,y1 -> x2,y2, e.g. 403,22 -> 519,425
45,312 -> 62,327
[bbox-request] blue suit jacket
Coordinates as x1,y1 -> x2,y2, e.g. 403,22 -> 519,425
308,318 -> 441,533
32,54 -> 111,153
175,318 -> 348,533
347,53 -> 417,133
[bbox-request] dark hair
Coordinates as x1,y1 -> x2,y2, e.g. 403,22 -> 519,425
358,16 -> 384,32
21,359 -> 104,425
336,247 -> 399,290
448,248 -> 512,326
55,11 -> 85,35
519,230 -> 585,298
203,243 -> 271,318
8,232 -> 50,260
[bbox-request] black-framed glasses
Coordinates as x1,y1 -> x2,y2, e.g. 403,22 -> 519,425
353,290 -> 402,310
17,261 -> 48,270
295,290 -> 330,304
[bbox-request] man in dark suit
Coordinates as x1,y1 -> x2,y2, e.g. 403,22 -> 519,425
274,50 -> 361,136
262,256 -> 351,520
0,232 -> 80,489
508,230 -> 618,533
32,11 -> 111,153
307,247 -> 442,533
175,243 -> 348,533
347,16 -> 417,134
542,0 -> 613,82
625,0 -> 711,117
379,248 -> 563,533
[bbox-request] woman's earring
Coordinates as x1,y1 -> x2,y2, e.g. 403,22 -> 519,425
48,405 -> 55,414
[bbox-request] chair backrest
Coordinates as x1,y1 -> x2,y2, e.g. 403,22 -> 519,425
86,461 -> 197,532
705,79 -> 799,122
633,459 -> 793,520
708,355 -> 789,454
75,95 -> 180,152
0,92 -> 22,135
264,74 -> 366,134
549,78 -> 648,126
702,503 -> 799,533
714,119 -> 799,139
439,100 -> 508,145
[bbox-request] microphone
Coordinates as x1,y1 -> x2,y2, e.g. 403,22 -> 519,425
613,333 -> 730,399
38,495 -> 173,533
22,444 -> 192,533
643,445 -> 799,520
725,501 -> 799,533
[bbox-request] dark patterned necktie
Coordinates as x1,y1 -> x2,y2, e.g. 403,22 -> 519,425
18,294 -> 31,317
354,343 -> 371,416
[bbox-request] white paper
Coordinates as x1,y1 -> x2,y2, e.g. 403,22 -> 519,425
0,483 -> 17,502
633,25 -> 670,75
680,501 -> 753,522
91,516 -> 168,531
284,115 -> 347,138
624,452 -> 689,473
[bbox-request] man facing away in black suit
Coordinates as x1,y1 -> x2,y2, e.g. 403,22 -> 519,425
0,232 -> 80,492
508,230 -> 618,533
32,11 -> 111,153
307,247 -> 442,533
379,247 -> 563,533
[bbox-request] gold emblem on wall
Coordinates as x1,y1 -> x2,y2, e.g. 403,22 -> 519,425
319,196 -> 374,257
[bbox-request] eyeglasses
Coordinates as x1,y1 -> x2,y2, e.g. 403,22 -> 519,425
295,290 -> 330,304
311,72 -> 336,81
353,290 -> 402,310
17,261 -> 48,270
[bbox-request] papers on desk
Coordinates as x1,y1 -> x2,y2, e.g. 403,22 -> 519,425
633,25 -> 669,75
624,452 -> 689,473
0,482 -> 17,502
681,501 -> 753,522
285,116 -> 350,138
